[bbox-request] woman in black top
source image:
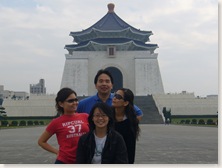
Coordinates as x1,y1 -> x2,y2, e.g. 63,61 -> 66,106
76,102 -> 128,164
112,88 -> 140,164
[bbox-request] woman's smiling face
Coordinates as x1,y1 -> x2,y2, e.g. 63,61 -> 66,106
59,93 -> 78,114
92,108 -> 109,129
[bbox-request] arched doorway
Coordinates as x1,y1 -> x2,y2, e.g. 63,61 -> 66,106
105,67 -> 123,93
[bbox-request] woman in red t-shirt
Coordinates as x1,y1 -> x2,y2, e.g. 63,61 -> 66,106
38,88 -> 89,164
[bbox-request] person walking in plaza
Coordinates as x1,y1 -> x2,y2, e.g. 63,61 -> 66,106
38,88 -> 89,164
112,88 -> 140,164
77,69 -> 143,120
76,102 -> 128,164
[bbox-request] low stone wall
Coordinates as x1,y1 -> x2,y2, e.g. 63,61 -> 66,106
153,93 -> 218,115
2,95 -> 56,116
2,93 -> 218,117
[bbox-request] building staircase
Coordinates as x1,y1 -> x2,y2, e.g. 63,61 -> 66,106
134,95 -> 164,124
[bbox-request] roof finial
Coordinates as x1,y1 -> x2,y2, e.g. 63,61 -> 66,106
107,3 -> 115,13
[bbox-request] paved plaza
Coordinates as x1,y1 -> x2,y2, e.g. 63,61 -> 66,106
0,124 -> 218,165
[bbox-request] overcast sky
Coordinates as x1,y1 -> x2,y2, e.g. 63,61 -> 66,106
0,0 -> 218,97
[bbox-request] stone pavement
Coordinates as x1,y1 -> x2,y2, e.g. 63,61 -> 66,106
0,124 -> 218,165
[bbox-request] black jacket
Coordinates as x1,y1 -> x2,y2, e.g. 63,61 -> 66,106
115,119 -> 136,164
76,130 -> 128,164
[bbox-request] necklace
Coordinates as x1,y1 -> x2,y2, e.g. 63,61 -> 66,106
95,145 -> 103,156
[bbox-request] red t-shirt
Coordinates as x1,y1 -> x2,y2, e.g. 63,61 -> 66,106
46,113 -> 89,163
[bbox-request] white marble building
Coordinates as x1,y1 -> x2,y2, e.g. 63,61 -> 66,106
60,3 -> 164,96
61,51 -> 164,96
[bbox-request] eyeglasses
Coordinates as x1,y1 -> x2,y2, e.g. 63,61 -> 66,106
65,98 -> 78,103
93,114 -> 108,118
114,94 -> 124,100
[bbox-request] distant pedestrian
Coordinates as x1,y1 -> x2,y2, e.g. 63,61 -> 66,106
162,107 -> 171,125
38,88 -> 89,164
166,118 -> 170,125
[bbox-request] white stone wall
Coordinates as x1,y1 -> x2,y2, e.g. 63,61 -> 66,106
153,93 -> 218,116
60,50 -> 164,96
135,53 -> 164,95
60,54 -> 88,96
2,95 -> 56,116
2,94 -> 217,117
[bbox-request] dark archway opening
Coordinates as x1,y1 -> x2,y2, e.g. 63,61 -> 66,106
105,67 -> 123,93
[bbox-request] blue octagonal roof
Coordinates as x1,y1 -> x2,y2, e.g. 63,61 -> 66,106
65,3 -> 158,53
70,3 -> 153,43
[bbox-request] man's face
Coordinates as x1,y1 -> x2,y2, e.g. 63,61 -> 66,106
95,73 -> 113,95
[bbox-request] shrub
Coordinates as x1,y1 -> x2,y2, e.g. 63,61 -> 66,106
206,119 -> 214,125
11,120 -> 18,126
19,120 -> 26,126
180,120 -> 185,124
198,119 -> 205,125
27,121 -> 33,126
191,119 -> 197,124
1,120 -> 9,126
39,121 -> 44,125
185,120 -> 190,124
34,121 -> 39,125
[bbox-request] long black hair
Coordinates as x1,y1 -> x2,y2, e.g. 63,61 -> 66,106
114,88 -> 140,139
88,102 -> 114,132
